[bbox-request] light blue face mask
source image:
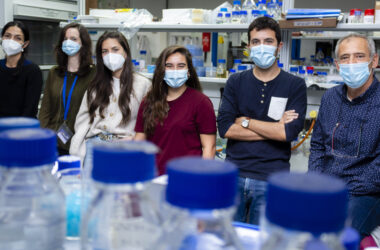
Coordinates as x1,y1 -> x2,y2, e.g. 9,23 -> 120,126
164,70 -> 188,88
339,62 -> 371,89
62,39 -> 81,56
250,45 -> 277,69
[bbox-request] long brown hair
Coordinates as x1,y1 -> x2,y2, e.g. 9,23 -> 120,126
55,23 -> 93,76
143,45 -> 202,136
87,31 -> 134,126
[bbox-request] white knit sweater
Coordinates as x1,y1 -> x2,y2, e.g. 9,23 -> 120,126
69,73 -> 151,161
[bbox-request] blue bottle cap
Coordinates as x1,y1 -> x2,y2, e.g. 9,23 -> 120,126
260,10 -> 267,15
299,70 -> 306,74
232,11 -> 240,15
307,69 -> 314,74
134,61 -> 140,66
225,13 -> 231,17
92,141 -> 158,184
290,67 -> 298,72
217,13 -> 223,17
237,65 -> 247,70
241,10 -> 248,15
0,128 -> 57,167
140,50 -> 147,54
252,10 -> 260,14
218,59 -> 226,63
234,59 -> 242,63
267,3 -> 276,8
166,156 -> 238,209
233,0 -> 241,5
220,8 -> 228,12
341,227 -> 360,250
132,59 -> 136,63
229,69 -> 236,73
266,172 -> 348,234
0,117 -> 40,132
58,155 -> 81,171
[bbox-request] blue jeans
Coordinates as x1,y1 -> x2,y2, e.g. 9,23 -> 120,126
234,177 -> 267,226
349,195 -> 380,238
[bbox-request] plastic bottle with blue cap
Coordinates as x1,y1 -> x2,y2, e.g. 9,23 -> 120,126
155,156 -> 243,250
0,117 -> 40,132
260,172 -> 350,250
0,128 -> 65,250
56,155 -> 82,241
81,141 -> 162,250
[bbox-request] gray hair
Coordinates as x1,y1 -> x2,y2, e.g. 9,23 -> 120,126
335,33 -> 376,60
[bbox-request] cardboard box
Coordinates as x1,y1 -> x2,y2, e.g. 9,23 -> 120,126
279,18 -> 337,29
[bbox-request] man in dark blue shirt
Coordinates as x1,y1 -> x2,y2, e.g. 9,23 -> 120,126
217,17 -> 307,225
309,33 -> 380,238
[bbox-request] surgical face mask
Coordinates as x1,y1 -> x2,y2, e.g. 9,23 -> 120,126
339,62 -> 371,89
62,39 -> 81,56
103,53 -> 126,72
250,44 -> 277,69
164,69 -> 188,88
1,39 -> 23,56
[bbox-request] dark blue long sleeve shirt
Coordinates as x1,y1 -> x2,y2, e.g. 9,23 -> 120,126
217,70 -> 307,181
309,77 -> 380,196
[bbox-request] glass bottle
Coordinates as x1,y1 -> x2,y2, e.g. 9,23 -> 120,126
216,59 -> 227,78
0,128 -> 66,250
154,157 -> 243,250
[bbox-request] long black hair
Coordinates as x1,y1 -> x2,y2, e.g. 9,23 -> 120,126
87,31 -> 134,126
1,21 -> 30,75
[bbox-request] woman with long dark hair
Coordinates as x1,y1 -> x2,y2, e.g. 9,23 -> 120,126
135,45 -> 216,175
0,21 -> 42,118
70,31 -> 151,167
39,22 -> 95,155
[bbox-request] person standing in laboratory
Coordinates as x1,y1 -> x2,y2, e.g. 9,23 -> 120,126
134,45 -> 216,175
70,31 -> 151,168
0,21 -> 43,118
217,17 -> 307,225
39,23 -> 95,155
309,33 -> 380,238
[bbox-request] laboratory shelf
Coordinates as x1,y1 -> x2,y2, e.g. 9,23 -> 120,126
60,22 -> 380,32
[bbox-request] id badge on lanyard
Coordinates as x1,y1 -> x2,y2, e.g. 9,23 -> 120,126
57,73 -> 78,144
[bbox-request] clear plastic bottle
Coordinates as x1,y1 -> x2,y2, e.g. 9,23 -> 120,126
233,59 -> 242,70
298,69 -> 306,79
261,172 -> 349,250
216,59 -> 227,78
139,50 -> 147,72
154,157 -> 243,250
0,117 -> 40,132
257,0 -> 267,11
216,12 -> 224,24
290,66 -> 298,76
224,12 -> 232,23
306,69 -> 314,87
56,155 -> 81,241
81,141 -> 162,250
0,128 -> 66,250
134,61 -> 140,72
267,3 -> 277,19
240,10 -> 248,23
237,65 -> 248,72
231,0 -> 242,23
242,0 -> 256,22
251,9 -> 260,22
315,48 -> 325,66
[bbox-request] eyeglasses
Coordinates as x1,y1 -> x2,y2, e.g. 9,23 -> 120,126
331,122 -> 362,158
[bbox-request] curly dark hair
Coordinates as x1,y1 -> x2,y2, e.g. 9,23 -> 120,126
142,45 -> 202,137
248,16 -> 282,45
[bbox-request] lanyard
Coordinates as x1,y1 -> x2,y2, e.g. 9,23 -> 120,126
62,73 -> 78,121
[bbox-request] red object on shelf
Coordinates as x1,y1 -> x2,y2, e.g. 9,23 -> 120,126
202,33 -> 211,52
365,9 -> 375,16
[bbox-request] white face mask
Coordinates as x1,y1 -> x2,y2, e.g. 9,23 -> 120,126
103,53 -> 126,72
2,39 -> 23,56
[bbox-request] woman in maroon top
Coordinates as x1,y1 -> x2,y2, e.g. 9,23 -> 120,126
135,46 -> 216,175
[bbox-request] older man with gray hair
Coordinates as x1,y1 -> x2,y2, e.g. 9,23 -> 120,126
309,33 -> 380,238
